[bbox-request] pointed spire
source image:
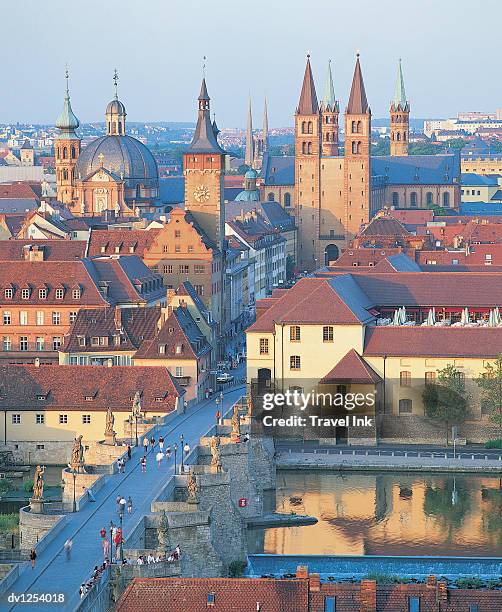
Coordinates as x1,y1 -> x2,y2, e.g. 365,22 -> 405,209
245,96 -> 255,166
55,68 -> 79,134
212,113 -> 220,139
297,55 -> 319,115
347,53 -> 369,115
393,58 -> 407,108
113,68 -> 119,100
321,60 -> 335,111
262,98 -> 269,153
188,78 -> 225,154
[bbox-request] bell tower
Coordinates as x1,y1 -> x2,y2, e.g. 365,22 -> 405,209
55,70 -> 81,205
344,54 -> 371,236
390,59 -> 410,156
320,60 -> 339,156
183,78 -> 226,249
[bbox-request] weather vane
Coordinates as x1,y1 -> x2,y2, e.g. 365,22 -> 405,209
203,56 -> 207,78
65,63 -> 69,93
113,69 -> 119,99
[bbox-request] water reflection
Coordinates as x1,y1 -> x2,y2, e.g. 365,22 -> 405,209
248,471 -> 502,557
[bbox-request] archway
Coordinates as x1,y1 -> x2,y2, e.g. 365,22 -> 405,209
325,244 -> 339,265
257,368 -> 272,394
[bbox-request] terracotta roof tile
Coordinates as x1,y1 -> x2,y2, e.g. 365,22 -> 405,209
321,349 -> 381,383
87,229 -> 161,257
0,240 -> 86,261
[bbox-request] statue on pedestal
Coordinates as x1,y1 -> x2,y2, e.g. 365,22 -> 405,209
210,436 -> 222,472
31,465 -> 45,500
71,435 -> 85,472
247,394 -> 253,417
157,510 -> 170,551
104,407 -> 116,444
230,405 -> 241,442
186,469 -> 198,504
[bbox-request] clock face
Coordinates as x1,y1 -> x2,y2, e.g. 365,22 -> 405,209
193,185 -> 210,203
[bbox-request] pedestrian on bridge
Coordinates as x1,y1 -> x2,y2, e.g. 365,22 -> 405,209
64,538 -> 73,560
165,445 -> 171,461
143,437 -> 149,453
159,435 -> 164,451
127,445 -> 132,461
29,548 -> 37,569
140,456 -> 147,473
127,496 -> 133,514
116,495 -> 121,513
150,436 -> 156,451
156,451 -> 164,468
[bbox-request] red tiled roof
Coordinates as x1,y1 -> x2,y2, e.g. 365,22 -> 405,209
364,326 -> 502,358
360,216 -> 410,238
0,182 -> 39,200
333,248 -> 403,268
321,349 -> 381,384
116,577 -> 309,612
0,240 -> 86,261
87,228 -> 161,257
0,365 -> 181,411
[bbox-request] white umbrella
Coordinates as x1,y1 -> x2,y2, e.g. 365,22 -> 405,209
488,309 -> 495,327
426,308 -> 435,326
495,307 -> 501,326
392,309 -> 401,325
400,306 -> 407,325
461,307 -> 469,325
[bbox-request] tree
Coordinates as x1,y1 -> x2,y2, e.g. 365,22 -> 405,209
422,364 -> 469,444
476,354 -> 502,431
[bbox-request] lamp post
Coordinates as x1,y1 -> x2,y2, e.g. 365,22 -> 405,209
173,443 -> 178,475
132,404 -> 142,448
180,435 -> 185,473
72,468 -> 77,513
109,520 -> 114,562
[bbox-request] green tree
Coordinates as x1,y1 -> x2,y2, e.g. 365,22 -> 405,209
0,478 -> 15,496
422,364 -> 469,444
423,478 -> 472,530
476,354 -> 502,431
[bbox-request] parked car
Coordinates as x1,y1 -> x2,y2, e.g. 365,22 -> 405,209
216,372 -> 234,383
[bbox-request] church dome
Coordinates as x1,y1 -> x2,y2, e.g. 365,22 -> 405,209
245,168 -> 258,179
106,98 -> 127,116
74,134 -> 158,188
235,188 -> 260,202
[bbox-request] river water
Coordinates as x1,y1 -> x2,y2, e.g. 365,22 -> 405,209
248,470 -> 502,557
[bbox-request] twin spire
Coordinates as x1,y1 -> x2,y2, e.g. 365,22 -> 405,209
320,60 -> 336,112
297,55 -> 319,115
244,97 -> 269,168
393,58 -> 408,108
346,54 -> 369,115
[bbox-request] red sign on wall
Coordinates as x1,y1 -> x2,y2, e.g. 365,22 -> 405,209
238,498 -> 247,508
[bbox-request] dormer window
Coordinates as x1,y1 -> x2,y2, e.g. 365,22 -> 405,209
91,337 -> 99,346
21,288 -> 30,299
37,394 -> 47,401
72,287 -> 81,299
55,288 -> 64,299
39,288 -> 48,299
78,336 -> 86,347
175,344 -> 183,354
4,288 -> 12,299
159,344 -> 166,355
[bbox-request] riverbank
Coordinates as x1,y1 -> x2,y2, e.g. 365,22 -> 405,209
277,451 -> 502,473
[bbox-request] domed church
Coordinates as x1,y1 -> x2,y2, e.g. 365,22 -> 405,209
55,72 -> 159,216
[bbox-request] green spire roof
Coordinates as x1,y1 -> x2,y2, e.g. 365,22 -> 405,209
393,59 -> 407,107
55,72 -> 79,135
321,60 -> 335,111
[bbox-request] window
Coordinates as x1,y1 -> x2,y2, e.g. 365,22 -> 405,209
194,284 -> 204,296
194,265 -> 205,274
323,326 -> 334,342
52,312 -> 61,325
399,399 -> 412,414
408,597 -> 420,612
443,192 -> 450,207
175,366 -> 183,377
12,414 -> 20,424
400,371 -> 411,387
72,288 -> 81,299
162,245 -> 169,253
187,245 -> 194,253
392,192 -> 399,207
174,230 -> 181,238
207,592 -> 215,606
290,355 -> 301,370
426,191 -> 433,205
36,444 -> 45,450
36,311 -> 44,326
410,192 -> 417,207
38,288 -> 47,299
259,338 -> 269,355
53,337 -> 62,350
179,265 -> 189,274
425,371 -> 436,385
290,326 -> 301,342
91,337 -> 99,346
324,596 -> 336,612
19,311 -> 28,325
284,192 -> 291,207
36,337 -> 45,351
19,336 -> 28,351
453,371 -> 465,387
55,288 -> 64,299
59,414 -> 68,424
267,192 -> 275,202
3,311 -> 11,325
36,414 -> 45,424
4,288 -> 12,299
3,336 -> 11,351
82,415 -> 91,424
175,245 -> 181,253
469,605 -> 479,612
69,311 -> 77,324
21,288 -> 30,299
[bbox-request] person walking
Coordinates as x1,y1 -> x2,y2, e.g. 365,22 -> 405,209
156,450 -> 164,468
117,458 -> 123,475
127,496 -> 133,515
119,496 -> 126,517
116,495 -> 121,513
103,538 -> 110,560
143,436 -> 149,454
215,408 -> 221,426
30,548 -> 37,569
120,458 -> 126,474
127,445 -> 132,461
165,445 -> 171,461
140,456 -> 147,473
149,436 -> 156,450
64,538 -> 73,560
158,435 -> 164,451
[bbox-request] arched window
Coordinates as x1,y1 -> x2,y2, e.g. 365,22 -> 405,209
443,192 -> 450,207
391,132 -> 394,141
325,133 -> 330,142
426,192 -> 433,205
301,121 -> 306,134
267,192 -> 275,202
410,192 -> 417,207
71,146 -> 76,159
357,142 -> 362,154
396,132 -> 401,141
284,192 -> 291,207
112,122 -> 117,133
392,192 -> 399,206
302,142 -> 307,154
307,121 -> 313,134
352,141 -> 357,154
403,131 -> 407,142
357,121 -> 362,133
307,142 -> 312,154
63,147 -> 68,159
63,168 -> 68,181
351,121 -> 356,133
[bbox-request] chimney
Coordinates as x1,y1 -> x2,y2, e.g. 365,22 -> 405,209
166,288 -> 176,306
426,575 -> 437,588
295,565 -> 308,579
114,308 -> 122,330
34,357 -> 40,368
309,573 -> 320,592
359,580 -> 376,612
437,580 -> 448,602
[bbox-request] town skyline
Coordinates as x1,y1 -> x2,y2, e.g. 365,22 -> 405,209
1,0 -> 499,125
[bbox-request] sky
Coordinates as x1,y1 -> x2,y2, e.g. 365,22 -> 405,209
1,0 -> 500,127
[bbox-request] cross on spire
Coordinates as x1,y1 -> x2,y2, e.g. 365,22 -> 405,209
203,56 -> 207,78
113,69 -> 119,100
65,64 -> 69,95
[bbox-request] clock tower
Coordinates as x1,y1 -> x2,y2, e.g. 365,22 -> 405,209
183,78 -> 226,249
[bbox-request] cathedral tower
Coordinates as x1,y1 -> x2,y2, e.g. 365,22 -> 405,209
183,78 -> 226,249
390,59 -> 409,156
320,60 -> 339,156
55,71 -> 80,205
294,55 -> 321,271
344,54 -> 371,236
245,97 -> 255,167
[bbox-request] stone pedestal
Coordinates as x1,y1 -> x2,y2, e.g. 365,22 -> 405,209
29,498 -> 45,514
62,467 -> 101,511
103,433 -> 117,446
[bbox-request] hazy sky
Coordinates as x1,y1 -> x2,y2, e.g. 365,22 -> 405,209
1,0 -> 500,127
